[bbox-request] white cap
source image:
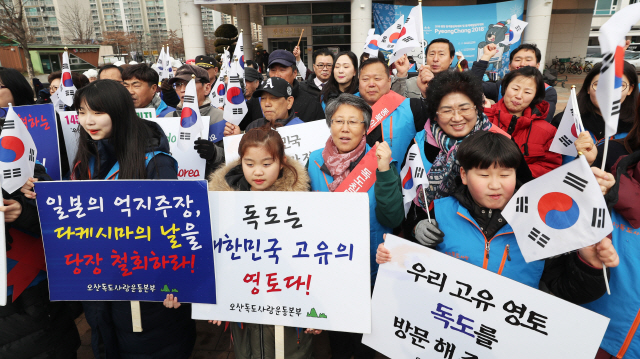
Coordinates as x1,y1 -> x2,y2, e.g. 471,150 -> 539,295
172,59 -> 183,68
113,60 -> 126,67
129,61 -> 138,65
455,51 -> 463,57
83,69 -> 98,79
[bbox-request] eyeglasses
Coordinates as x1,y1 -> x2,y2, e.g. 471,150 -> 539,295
591,81 -> 629,92
331,119 -> 365,128
49,85 -> 58,92
173,81 -> 189,90
315,63 -> 333,69
436,106 -> 476,119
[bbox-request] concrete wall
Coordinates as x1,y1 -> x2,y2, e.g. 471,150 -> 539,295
545,0 -> 596,62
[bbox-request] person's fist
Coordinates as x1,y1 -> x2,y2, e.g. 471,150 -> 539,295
394,54 -> 412,78
481,44 -> 498,61
416,65 -> 434,97
375,141 -> 392,172
578,237 -> 619,269
224,122 -> 241,137
0,199 -> 22,223
376,242 -> 392,264
575,131 -> 597,165
591,167 -> 615,195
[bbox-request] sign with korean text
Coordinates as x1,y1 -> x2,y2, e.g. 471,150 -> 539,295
362,235 -> 609,359
5,104 -> 61,180
59,111 -> 80,170
223,120 -> 330,165
150,117 -> 209,180
35,180 -> 216,303
192,191 -> 371,333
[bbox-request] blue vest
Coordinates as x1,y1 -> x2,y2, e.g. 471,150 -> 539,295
307,146 -> 390,284
434,196 -> 545,288
561,131 -> 628,164
88,151 -> 177,180
414,129 -> 433,174
355,93 -> 417,172
582,210 -> 640,359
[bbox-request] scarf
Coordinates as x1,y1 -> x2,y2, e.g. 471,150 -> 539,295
414,113 -> 492,211
322,136 -> 367,192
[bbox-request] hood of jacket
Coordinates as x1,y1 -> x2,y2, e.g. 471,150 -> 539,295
485,99 -> 549,136
208,155 -> 310,192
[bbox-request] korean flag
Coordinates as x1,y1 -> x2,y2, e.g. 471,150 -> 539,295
0,104 -> 37,193
379,15 -> 404,51
59,51 -> 76,107
550,88 -> 582,157
388,7 -> 421,65
233,32 -> 245,80
177,78 -> 203,151
502,156 -> 612,263
400,144 -> 429,217
363,29 -> 381,58
50,84 -> 66,113
209,76 -> 226,109
163,46 -> 173,81
223,59 -> 248,126
501,14 -> 528,46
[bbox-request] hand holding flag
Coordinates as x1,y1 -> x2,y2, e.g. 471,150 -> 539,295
400,143 -> 429,217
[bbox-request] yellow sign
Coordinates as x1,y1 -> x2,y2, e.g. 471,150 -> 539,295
152,50 -> 158,55
143,50 -> 149,55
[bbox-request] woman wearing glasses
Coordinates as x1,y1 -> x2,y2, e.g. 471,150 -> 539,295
307,93 -> 403,359
484,66 -> 561,178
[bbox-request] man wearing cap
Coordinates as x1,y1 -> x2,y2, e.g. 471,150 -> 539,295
195,55 -> 219,84
244,67 -> 262,100
245,77 -> 303,131
238,49 -> 325,130
165,64 -> 225,176
122,64 -> 175,117
299,48 -> 334,98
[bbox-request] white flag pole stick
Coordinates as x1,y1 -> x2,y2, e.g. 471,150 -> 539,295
0,192 -> 6,307
275,325 -> 285,359
602,263 -> 610,295
421,186 -> 432,223
600,136 -> 610,172
418,0 -> 425,67
131,301 -> 143,332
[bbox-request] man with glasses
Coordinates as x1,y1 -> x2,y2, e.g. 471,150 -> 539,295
166,64 -> 225,177
122,64 -> 175,117
238,49 -> 325,130
300,48 -> 334,98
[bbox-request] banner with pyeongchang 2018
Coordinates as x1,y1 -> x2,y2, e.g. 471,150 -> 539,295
373,0 -> 524,78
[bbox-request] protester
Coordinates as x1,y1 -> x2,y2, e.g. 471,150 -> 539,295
473,43 -> 558,123
195,54 -> 219,84
98,64 -> 123,82
320,51 -> 359,109
307,93 -> 403,359
201,126 -> 319,359
359,50 -> 386,67
393,38 -> 456,98
238,49 -> 325,130
483,66 -> 561,177
379,130 -> 618,302
587,104 -> 640,173
300,48 -> 334,98
245,59 -> 259,70
0,67 -> 35,107
357,57 -> 428,170
582,148 -> 640,359
455,51 -> 468,71
261,49 -> 269,74
122,64 -> 175,116
556,61 -> 637,146
244,66 -> 262,100
292,46 -> 313,81
83,68 -> 98,82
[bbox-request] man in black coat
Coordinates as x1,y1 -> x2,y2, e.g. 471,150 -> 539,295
299,48 -> 334,99
239,50 -> 325,130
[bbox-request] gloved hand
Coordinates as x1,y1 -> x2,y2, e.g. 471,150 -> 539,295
160,78 -> 172,92
414,219 -> 444,248
194,139 -> 217,160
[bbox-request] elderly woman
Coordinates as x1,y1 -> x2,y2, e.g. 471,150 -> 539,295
306,93 -> 403,359
484,66 -> 561,177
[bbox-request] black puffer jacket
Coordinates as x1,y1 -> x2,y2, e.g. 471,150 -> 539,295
0,164 -> 81,359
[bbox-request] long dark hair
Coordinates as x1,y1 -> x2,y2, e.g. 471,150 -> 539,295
71,79 -> 160,180
622,102 -> 640,153
0,67 -> 34,106
577,61 -> 638,123
321,51 -> 359,105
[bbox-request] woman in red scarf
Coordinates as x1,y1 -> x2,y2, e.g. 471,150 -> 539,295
484,67 -> 561,177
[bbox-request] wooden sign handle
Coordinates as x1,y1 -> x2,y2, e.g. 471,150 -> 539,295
131,301 -> 143,332
275,325 -> 285,359
296,29 -> 305,48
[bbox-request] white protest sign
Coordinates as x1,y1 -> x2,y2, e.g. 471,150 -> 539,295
150,117 -> 209,180
362,235 -> 609,359
59,111 -> 80,170
223,120 -> 330,165
135,108 -> 156,120
192,191 -> 372,333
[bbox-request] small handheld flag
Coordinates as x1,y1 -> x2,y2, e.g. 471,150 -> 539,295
378,15 -> 405,51
501,14 -> 528,46
363,29 -> 381,58
59,49 -> 76,107
177,76 -> 203,152
400,144 -> 429,217
223,59 -> 248,126
550,87 -> 581,157
0,104 -> 37,193
388,6 -> 421,65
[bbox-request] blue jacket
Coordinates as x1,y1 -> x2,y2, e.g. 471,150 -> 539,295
582,210 -> 640,359
308,145 -> 391,284
434,196 -> 545,288
156,98 -> 176,117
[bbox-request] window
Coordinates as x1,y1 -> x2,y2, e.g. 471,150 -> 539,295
312,3 -> 350,13
594,0 -> 617,15
312,14 -> 348,24
312,25 -> 349,35
313,35 -> 349,44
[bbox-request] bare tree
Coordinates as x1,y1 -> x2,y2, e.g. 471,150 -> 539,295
102,30 -> 135,56
166,30 -> 184,59
0,0 -> 35,87
59,1 -> 94,44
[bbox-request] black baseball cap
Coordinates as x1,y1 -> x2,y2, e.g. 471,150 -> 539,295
268,50 -> 296,68
195,55 -> 219,69
253,77 -> 293,98
245,67 -> 262,82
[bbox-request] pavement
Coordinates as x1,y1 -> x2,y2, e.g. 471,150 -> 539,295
552,72 -> 587,116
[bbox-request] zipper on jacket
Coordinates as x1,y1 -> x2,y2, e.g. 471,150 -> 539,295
497,245 -> 511,275
260,324 -> 265,359
616,308 -> 640,358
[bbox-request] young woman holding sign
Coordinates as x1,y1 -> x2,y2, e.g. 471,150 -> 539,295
306,93 -> 403,359
70,80 -> 195,359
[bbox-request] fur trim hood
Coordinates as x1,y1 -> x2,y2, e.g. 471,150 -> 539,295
208,155 -> 310,192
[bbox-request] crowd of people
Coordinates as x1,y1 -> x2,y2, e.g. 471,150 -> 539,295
0,35 -> 638,359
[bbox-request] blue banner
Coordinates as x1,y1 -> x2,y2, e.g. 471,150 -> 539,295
35,180 -> 216,303
373,0 -> 525,78
3,104 -> 62,180
209,120 -> 226,143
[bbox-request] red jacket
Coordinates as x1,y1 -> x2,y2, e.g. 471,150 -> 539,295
484,100 -> 561,178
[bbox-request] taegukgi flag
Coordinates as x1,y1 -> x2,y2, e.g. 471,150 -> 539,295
232,32 -> 245,80
502,155 -> 613,263
597,3 -> 640,139
59,51 -> 76,107
363,29 -> 381,58
156,46 -> 166,80
209,76 -> 226,109
378,15 -> 405,51
163,46 -> 174,81
388,6 -> 422,65
223,58 -> 248,126
501,14 -> 528,45
0,104 -> 37,193
400,143 -> 428,216
177,78 -> 203,152
550,87 -> 583,157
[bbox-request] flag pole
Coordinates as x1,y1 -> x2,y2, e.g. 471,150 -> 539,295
297,29 -> 305,48
418,0 -> 425,67
421,186 -> 432,223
